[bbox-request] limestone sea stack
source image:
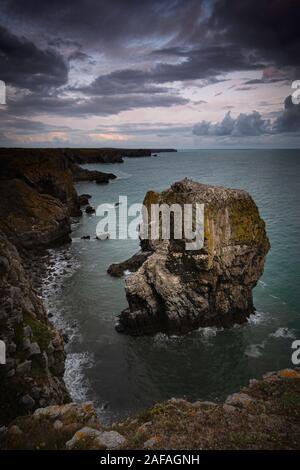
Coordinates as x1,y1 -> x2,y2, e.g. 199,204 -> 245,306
116,179 -> 270,335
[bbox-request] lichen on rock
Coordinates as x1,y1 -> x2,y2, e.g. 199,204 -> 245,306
116,179 -> 270,335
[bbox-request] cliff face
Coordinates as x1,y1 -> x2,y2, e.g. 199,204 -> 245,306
0,230 -> 68,425
0,150 -> 80,249
0,150 -> 85,424
116,179 -> 270,335
0,150 -> 79,212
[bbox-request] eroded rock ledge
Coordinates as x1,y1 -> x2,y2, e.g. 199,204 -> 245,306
116,179 -> 270,335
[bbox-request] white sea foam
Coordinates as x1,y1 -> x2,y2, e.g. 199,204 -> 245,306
258,280 -> 267,288
198,326 -> 219,338
245,342 -> 265,358
270,327 -> 296,339
124,269 -> 133,277
248,310 -> 266,325
65,351 -> 94,402
112,171 -> 132,180
154,332 -> 175,343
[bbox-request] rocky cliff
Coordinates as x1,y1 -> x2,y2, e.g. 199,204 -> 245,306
0,149 -> 107,424
0,149 -> 116,248
116,179 -> 270,335
0,150 -> 79,249
0,230 -> 69,425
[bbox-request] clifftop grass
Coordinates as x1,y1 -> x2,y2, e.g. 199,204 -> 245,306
2,369 -> 300,450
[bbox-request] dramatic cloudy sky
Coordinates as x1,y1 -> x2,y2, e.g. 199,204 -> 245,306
0,0 -> 300,148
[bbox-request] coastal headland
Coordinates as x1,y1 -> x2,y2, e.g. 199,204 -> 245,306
0,148 -> 298,451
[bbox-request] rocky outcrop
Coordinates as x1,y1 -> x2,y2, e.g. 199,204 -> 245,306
0,402 -> 102,449
0,230 -> 69,425
71,163 -> 116,184
116,179 -> 270,335
107,251 -> 152,277
1,369 -> 299,450
78,194 -> 91,206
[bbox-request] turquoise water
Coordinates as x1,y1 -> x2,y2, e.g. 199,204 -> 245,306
42,149 -> 300,423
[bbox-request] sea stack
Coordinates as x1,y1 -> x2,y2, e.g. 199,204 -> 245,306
116,179 -> 270,335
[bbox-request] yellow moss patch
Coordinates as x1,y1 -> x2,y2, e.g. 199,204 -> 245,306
278,369 -> 300,379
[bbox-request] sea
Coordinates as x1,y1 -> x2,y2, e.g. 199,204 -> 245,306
38,149 -> 300,423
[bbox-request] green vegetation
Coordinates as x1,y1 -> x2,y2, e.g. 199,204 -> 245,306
23,312 -> 52,351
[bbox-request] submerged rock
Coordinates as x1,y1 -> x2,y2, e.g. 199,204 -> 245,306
116,179 -> 270,335
85,205 -> 96,214
78,194 -> 91,206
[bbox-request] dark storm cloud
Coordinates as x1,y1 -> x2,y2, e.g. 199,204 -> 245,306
7,90 -> 188,117
81,44 -> 263,98
150,47 -> 190,57
143,45 -> 263,82
65,93 -> 189,116
1,0 -> 300,126
68,51 -> 92,62
209,0 -> 300,69
4,0 -> 299,77
0,25 -> 69,90
1,116 -> 71,133
244,79 -> 285,85
193,95 -> 300,137
2,0 -> 205,47
79,69 -> 170,96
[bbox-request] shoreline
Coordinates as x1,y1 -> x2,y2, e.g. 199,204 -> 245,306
0,147 -> 178,425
